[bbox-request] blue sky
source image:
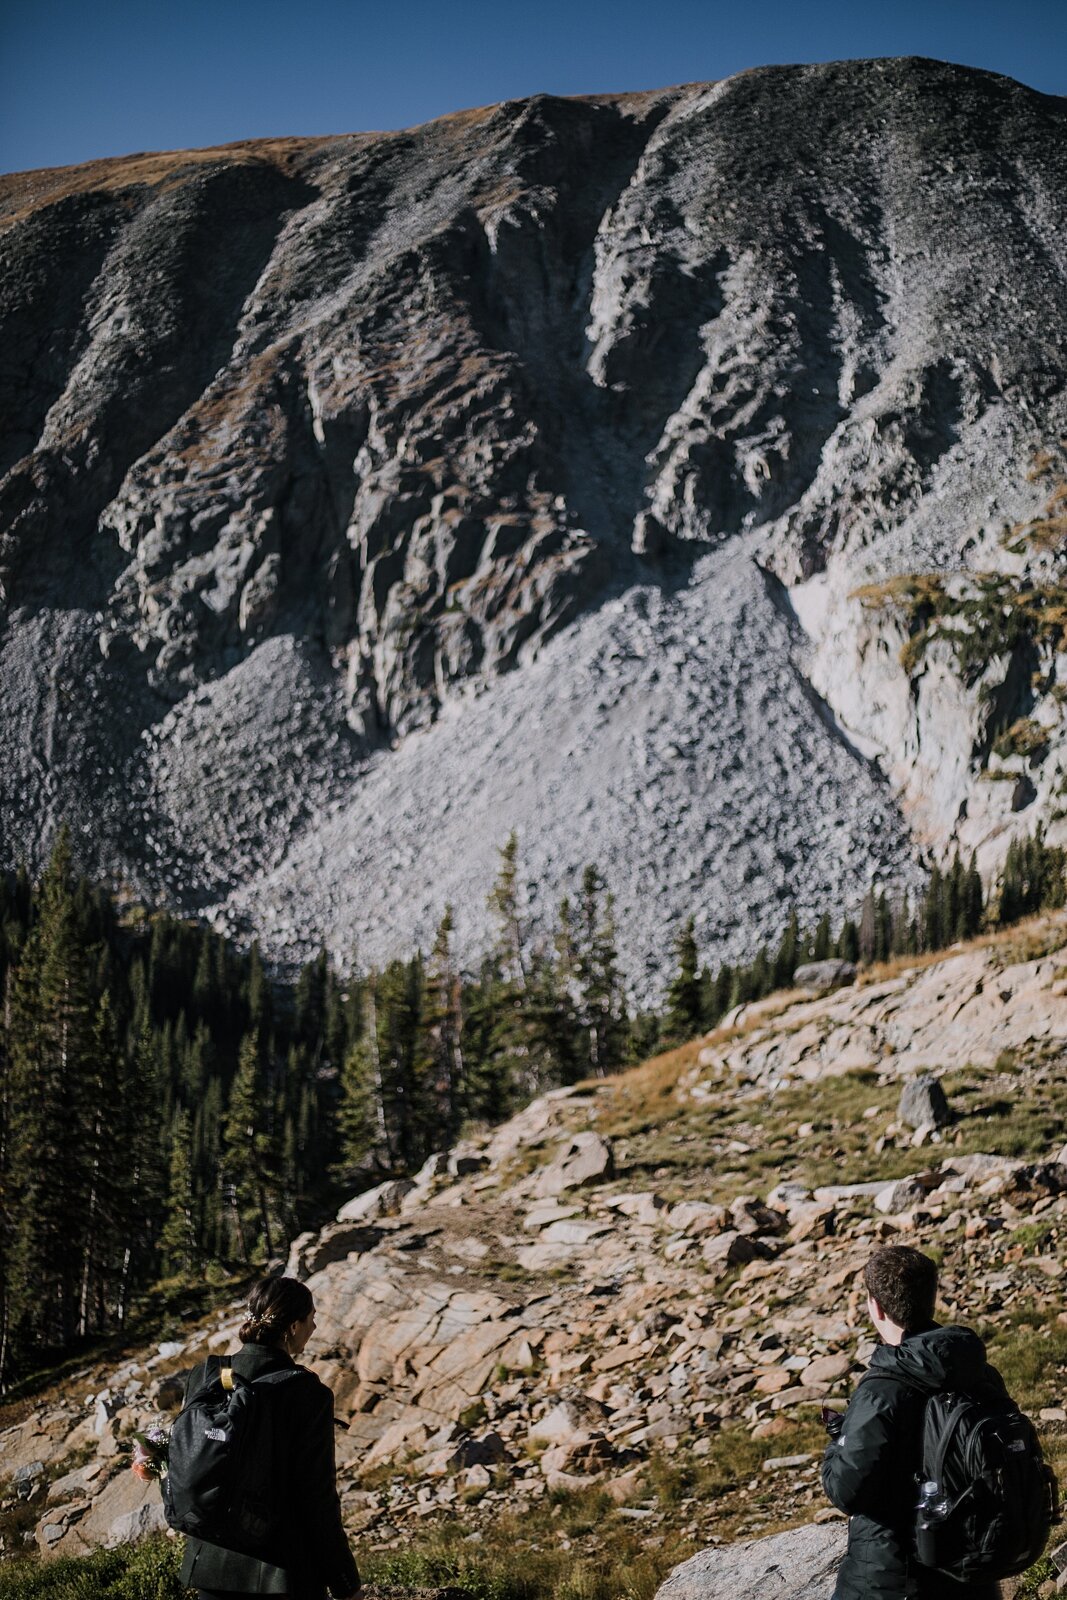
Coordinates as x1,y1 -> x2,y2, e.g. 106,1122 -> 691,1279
2,0 -> 1064,176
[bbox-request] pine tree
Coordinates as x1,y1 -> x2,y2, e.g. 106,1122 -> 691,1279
482,836 -> 553,1102
704,963 -> 734,1028
159,1106 -> 199,1276
221,1029 -> 282,1262
664,918 -> 702,1044
115,1019 -> 165,1323
375,957 -> 431,1169
0,968 -> 13,1383
961,853 -> 984,939
488,833 -> 527,988
921,864 -> 942,950
748,945 -> 771,999
5,832 -> 97,1360
874,892 -> 892,963
77,992 -> 129,1337
573,868 -> 628,1077
422,908 -> 465,1138
333,984 -> 387,1182
246,942 -> 270,1034
837,919 -> 859,963
858,889 -> 877,965
773,911 -> 800,989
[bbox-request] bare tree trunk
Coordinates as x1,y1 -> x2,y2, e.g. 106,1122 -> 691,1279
367,988 -> 391,1160
78,1113 -> 102,1338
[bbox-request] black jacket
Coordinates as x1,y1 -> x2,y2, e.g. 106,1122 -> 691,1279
821,1324 -> 1005,1600
177,1342 -> 360,1600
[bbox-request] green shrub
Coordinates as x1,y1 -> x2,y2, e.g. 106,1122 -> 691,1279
0,1536 -> 184,1600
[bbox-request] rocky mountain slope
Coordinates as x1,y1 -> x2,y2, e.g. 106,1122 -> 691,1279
1,59 -> 1065,985
4,916 -> 1067,1590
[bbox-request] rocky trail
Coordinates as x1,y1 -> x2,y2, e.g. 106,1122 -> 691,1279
3,917 -> 1067,1594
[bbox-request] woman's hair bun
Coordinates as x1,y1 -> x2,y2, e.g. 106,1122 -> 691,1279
240,1276 -> 313,1348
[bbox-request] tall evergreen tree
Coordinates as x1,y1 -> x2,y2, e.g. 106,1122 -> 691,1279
962,853 -> 984,939
333,982 -> 387,1182
5,832 -> 97,1362
773,911 -> 800,989
664,918 -> 702,1044
221,1029 -> 282,1261
159,1106 -> 199,1276
923,863 -> 945,951
858,889 -> 877,965
422,908 -> 465,1137
573,868 -> 628,1077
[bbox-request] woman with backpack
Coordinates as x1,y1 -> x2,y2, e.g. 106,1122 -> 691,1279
173,1276 -> 362,1600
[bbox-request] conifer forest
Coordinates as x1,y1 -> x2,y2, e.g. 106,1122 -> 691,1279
0,825 -> 1063,1388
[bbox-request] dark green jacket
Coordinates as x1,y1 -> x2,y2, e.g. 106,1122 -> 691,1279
177,1342 -> 360,1599
821,1324 -> 1004,1600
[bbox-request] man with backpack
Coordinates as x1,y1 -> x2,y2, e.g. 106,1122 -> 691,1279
821,1244 -> 1055,1599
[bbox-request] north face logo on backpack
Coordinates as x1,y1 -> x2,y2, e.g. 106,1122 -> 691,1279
204,1427 -> 227,1441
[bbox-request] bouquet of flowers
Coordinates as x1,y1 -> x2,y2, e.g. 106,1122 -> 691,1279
131,1423 -> 169,1483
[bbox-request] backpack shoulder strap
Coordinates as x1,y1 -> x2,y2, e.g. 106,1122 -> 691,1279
220,1356 -> 234,1392
929,1394 -> 978,1486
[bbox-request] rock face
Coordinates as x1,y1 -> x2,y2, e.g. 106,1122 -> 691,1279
1,60 -> 1066,987
689,921 -> 1067,1087
655,1523 -> 848,1600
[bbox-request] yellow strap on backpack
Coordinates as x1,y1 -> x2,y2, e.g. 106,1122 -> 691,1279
220,1356 -> 234,1392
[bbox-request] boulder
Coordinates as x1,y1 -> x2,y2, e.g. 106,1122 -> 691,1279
448,1150 -> 488,1178
448,1432 -> 508,1470
411,1151 -> 451,1186
603,1191 -> 667,1224
106,1499 -> 169,1546
875,1178 -> 927,1215
655,1522 -> 848,1600
337,1179 -> 415,1223
701,1231 -> 767,1273
729,1197 -> 788,1236
898,1075 -> 952,1130
287,1220 -> 382,1278
14,1460 -> 45,1496
793,960 -> 857,993
800,1352 -> 851,1386
529,1396 -> 610,1445
539,1218 -> 613,1246
1005,1162 -> 1067,1201
540,1435 -> 616,1477
668,1201 -> 727,1236
532,1133 -> 613,1198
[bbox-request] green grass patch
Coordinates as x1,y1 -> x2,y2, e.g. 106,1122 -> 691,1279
0,1536 -> 183,1599
607,1047 -> 1067,1204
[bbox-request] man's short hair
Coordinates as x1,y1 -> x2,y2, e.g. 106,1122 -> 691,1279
864,1245 -> 938,1331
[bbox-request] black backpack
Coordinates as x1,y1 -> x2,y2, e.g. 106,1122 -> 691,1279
162,1356 -> 303,1556
912,1387 -> 1059,1582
